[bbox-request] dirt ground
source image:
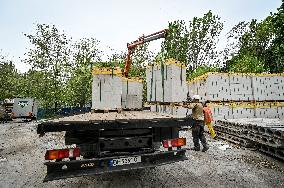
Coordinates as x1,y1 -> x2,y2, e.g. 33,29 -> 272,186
0,120 -> 284,188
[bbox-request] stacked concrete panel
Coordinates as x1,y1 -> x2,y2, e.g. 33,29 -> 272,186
215,119 -> 284,160
92,68 -> 123,110
187,73 -> 231,101
173,106 -> 192,117
146,65 -> 157,102
187,72 -> 284,102
252,75 -> 284,101
147,102 -> 284,120
186,72 -> 284,120
122,78 -> 143,109
146,58 -> 187,103
210,103 -> 231,120
92,68 -> 144,111
209,102 -> 284,120
147,104 -> 191,117
229,74 -> 254,101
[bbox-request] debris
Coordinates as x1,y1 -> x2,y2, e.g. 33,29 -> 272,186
215,118 -> 284,161
0,157 -> 7,162
218,144 -> 230,151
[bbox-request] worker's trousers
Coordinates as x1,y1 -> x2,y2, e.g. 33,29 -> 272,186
192,120 -> 207,150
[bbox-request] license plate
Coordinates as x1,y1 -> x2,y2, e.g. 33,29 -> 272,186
112,156 -> 141,166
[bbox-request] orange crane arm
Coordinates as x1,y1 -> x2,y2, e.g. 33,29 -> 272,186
124,29 -> 167,77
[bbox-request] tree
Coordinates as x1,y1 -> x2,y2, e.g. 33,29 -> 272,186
20,70 -> 52,107
24,24 -> 71,109
223,1 -> 284,73
224,2 -> 284,74
270,0 -> 284,72
187,11 -> 223,69
224,19 -> 273,73
65,38 -> 102,108
227,55 -> 266,73
162,20 -> 189,64
0,54 -> 21,100
162,11 -> 224,71
187,65 -> 220,80
223,21 -> 250,64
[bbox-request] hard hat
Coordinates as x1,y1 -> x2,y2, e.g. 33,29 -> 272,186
192,95 -> 201,100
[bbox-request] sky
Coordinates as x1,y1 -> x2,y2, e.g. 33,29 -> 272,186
0,0 -> 282,72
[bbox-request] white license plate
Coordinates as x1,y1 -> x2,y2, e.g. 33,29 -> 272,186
112,156 -> 141,166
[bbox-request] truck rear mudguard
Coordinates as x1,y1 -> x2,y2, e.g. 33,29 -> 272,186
43,149 -> 187,182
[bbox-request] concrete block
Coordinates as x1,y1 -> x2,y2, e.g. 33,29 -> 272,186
188,73 -> 284,102
277,107 -> 284,119
146,59 -> 187,103
146,66 -> 157,102
92,74 -> 122,110
231,108 -> 255,119
210,103 -> 230,120
122,78 -> 143,109
172,106 -> 191,117
124,95 -> 142,109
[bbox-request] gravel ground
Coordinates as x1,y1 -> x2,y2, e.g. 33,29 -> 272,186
0,121 -> 284,188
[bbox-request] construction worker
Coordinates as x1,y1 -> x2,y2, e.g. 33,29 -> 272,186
190,95 -> 209,152
203,101 -> 216,139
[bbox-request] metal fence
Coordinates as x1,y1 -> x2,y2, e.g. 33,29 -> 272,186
37,107 -> 91,119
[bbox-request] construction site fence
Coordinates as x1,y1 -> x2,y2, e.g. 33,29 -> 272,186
37,107 -> 91,119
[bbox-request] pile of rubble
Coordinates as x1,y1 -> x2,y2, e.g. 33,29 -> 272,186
215,118 -> 284,160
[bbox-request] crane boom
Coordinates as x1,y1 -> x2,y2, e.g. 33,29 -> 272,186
124,29 -> 167,77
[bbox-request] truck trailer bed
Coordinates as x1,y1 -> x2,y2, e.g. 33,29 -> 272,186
37,111 -> 191,134
38,111 -> 191,181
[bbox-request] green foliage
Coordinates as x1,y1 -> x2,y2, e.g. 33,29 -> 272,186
188,11 -> 223,69
65,67 -> 92,107
270,0 -> 284,73
20,70 -> 53,106
224,19 -> 272,73
65,38 -> 102,108
0,55 -> 21,100
94,61 -> 120,68
227,55 -> 266,73
162,20 -> 189,63
24,24 -> 71,109
162,11 -> 224,70
226,1 -> 284,73
187,65 -> 220,80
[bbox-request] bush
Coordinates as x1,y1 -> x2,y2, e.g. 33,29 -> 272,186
227,55 -> 267,73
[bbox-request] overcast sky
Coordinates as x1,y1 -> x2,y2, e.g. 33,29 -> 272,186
0,0 -> 282,72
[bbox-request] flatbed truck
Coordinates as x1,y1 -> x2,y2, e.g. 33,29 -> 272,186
37,111 -> 191,182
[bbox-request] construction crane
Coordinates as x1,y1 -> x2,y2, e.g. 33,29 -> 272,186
123,29 -> 167,77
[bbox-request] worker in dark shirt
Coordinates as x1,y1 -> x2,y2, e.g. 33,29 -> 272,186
190,95 -> 209,152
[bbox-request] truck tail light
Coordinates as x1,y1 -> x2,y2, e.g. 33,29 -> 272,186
162,138 -> 186,148
45,148 -> 80,160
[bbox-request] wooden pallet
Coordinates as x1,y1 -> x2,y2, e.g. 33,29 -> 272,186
146,101 -> 185,106
91,108 -> 123,113
122,108 -> 143,112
